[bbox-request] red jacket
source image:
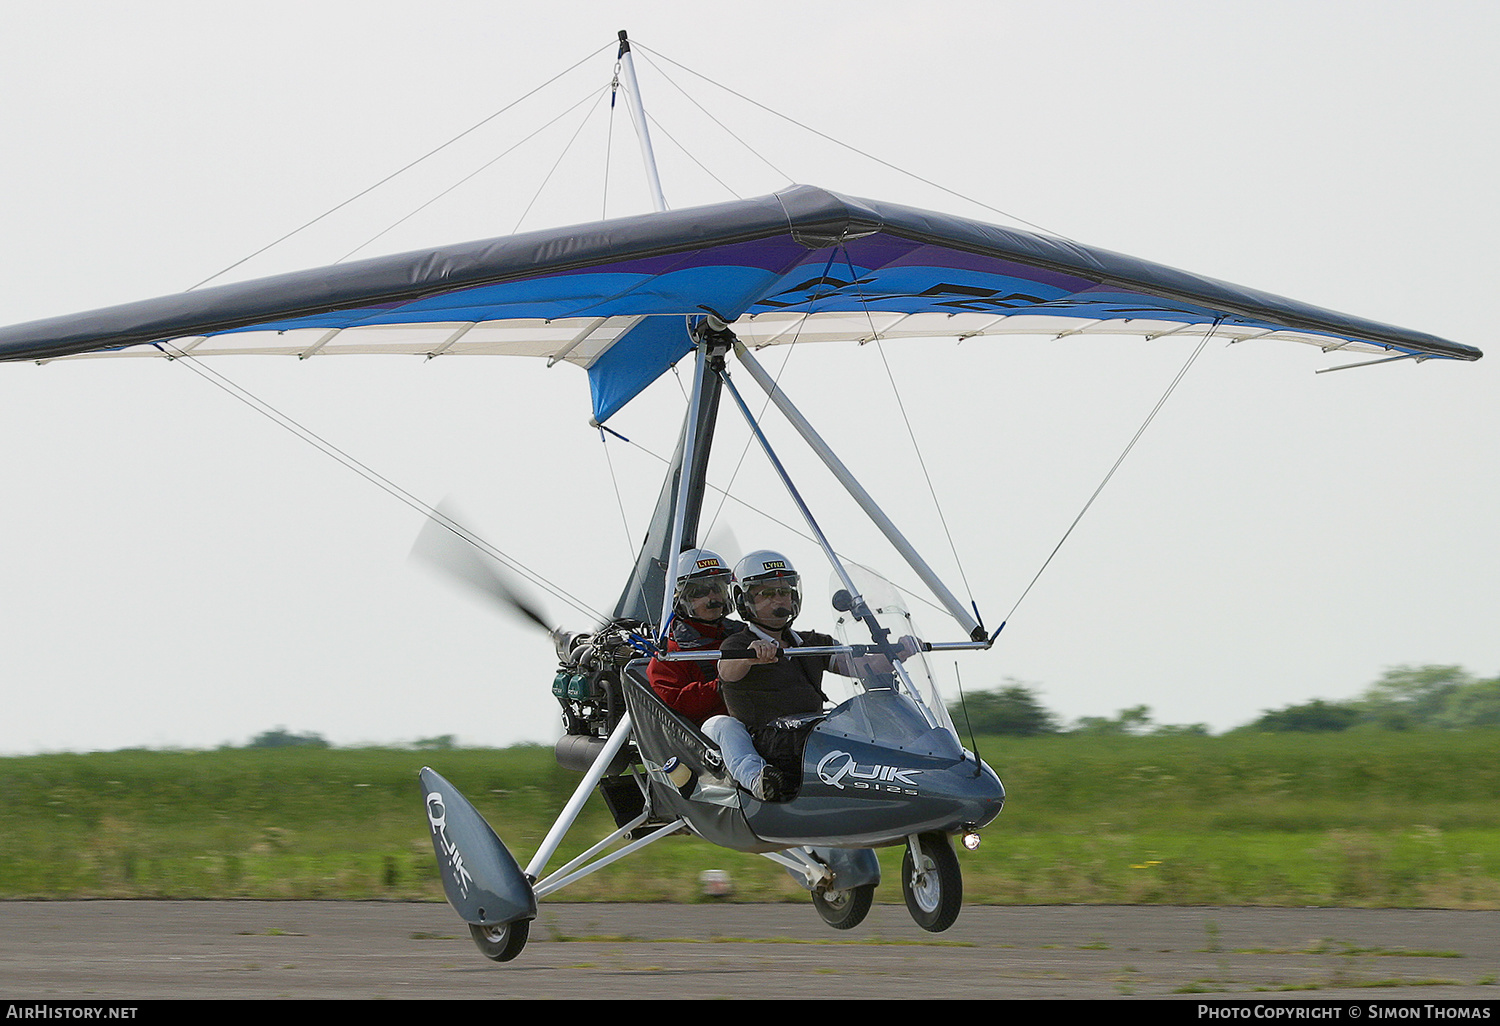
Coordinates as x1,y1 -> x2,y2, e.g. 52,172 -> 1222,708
647,617 -> 740,725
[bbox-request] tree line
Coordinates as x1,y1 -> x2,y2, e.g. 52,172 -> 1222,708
234,664 -> 1499,748
947,664 -> 1500,737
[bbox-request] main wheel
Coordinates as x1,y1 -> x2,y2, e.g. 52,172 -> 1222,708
811,882 -> 875,930
469,919 -> 530,962
901,832 -> 962,933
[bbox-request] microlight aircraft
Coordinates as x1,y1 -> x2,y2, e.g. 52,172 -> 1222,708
0,33 -> 1480,963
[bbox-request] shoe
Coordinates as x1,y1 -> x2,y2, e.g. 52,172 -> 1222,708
751,765 -> 789,802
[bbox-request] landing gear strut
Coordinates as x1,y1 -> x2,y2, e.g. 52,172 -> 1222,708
901,832 -> 962,933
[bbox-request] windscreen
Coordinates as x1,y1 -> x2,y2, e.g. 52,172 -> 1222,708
825,565 -> 961,741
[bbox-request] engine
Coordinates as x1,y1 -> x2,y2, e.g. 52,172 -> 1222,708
550,619 -> 652,740
549,618 -> 658,827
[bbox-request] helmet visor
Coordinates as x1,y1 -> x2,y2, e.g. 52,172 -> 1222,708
745,581 -> 798,602
680,578 -> 730,603
743,576 -> 801,623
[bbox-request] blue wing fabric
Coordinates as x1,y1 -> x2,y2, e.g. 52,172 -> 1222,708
0,185 -> 1478,423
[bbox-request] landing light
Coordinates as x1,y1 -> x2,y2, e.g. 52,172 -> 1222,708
961,830 -> 982,851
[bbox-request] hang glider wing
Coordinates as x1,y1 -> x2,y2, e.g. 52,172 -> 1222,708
0,185 -> 1479,423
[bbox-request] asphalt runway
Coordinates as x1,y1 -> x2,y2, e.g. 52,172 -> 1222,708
2,901 -> 1497,1001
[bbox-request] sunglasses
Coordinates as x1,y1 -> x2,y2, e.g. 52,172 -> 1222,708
681,581 -> 729,600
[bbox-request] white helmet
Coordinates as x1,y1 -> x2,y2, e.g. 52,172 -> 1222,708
672,548 -> 733,622
732,550 -> 802,628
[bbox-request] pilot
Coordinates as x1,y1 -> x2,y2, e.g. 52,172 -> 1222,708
646,548 -> 785,802
717,550 -> 840,732
717,550 -> 921,798
715,550 -> 844,801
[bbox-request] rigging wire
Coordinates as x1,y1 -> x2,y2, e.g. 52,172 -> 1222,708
640,104 -> 742,200
185,40 -> 613,291
602,64 -> 620,220
632,41 -> 1076,242
950,660 -> 986,778
610,73 -> 743,201
999,324 -> 1221,629
151,341 -> 608,627
630,47 -> 795,186
597,426 -> 654,621
511,85 -> 613,235
335,85 -> 609,264
839,244 -> 977,610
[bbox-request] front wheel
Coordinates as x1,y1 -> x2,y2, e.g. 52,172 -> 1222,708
469,919 -> 530,962
811,883 -> 875,930
901,832 -> 962,933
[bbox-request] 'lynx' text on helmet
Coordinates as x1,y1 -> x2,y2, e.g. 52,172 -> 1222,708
672,548 -> 732,623
732,550 -> 802,629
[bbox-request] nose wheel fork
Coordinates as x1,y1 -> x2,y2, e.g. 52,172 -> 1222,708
469,919 -> 530,962
811,882 -> 876,930
902,832 -> 962,933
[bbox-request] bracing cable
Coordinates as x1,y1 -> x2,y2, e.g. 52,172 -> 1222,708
630,47 -> 795,186
632,41 -> 1075,242
511,85 -> 613,235
839,244 -> 977,611
186,41 -> 613,291
1000,324 -> 1221,630
337,85 -> 609,264
153,340 -> 608,626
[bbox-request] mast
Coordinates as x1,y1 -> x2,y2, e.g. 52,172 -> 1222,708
615,31 -> 667,213
609,31 -> 724,631
610,335 -> 725,628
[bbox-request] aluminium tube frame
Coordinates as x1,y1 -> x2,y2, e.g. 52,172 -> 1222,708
716,367 -> 942,727
732,341 -> 985,642
657,341 -> 712,635
525,712 -> 639,882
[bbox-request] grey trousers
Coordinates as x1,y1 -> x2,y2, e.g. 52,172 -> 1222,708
701,715 -> 766,789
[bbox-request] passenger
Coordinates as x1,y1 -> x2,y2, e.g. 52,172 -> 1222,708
647,548 -> 737,724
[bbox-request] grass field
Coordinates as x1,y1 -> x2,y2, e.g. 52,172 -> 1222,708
2,730 -> 1497,907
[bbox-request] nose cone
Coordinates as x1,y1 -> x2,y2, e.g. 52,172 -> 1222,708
960,758 -> 1006,829
907,751 -> 1004,830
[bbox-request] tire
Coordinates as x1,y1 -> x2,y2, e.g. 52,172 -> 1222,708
901,832 -> 962,933
469,919 -> 530,962
811,882 -> 875,930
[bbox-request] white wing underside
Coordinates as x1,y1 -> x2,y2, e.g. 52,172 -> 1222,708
39,310 -> 1398,365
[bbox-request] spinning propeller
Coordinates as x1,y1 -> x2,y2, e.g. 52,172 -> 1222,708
410,500 -> 553,633
701,521 -> 741,570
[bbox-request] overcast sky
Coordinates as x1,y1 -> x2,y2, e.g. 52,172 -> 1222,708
2,0 -> 1496,754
